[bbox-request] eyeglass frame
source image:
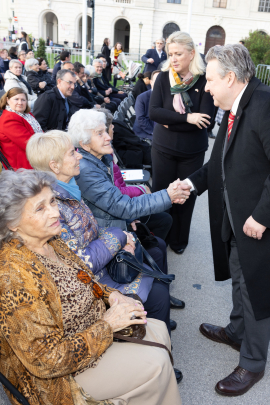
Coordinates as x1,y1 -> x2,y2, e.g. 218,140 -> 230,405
60,78 -> 76,87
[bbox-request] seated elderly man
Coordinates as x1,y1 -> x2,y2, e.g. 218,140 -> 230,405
92,59 -> 127,106
0,169 -> 181,405
25,58 -> 54,95
4,59 -> 37,110
33,69 -> 79,131
69,61 -> 100,109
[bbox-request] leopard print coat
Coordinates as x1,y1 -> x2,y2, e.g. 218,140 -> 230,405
0,237 -> 115,405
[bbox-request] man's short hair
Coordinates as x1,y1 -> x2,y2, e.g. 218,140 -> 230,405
56,69 -> 76,82
73,61 -> 85,74
151,70 -> 161,79
96,53 -> 105,60
59,51 -> 71,61
61,61 -> 74,69
26,49 -> 33,55
93,59 -> 103,66
205,44 -> 256,83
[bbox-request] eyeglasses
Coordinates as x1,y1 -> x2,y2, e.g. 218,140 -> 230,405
156,42 -> 164,45
61,79 -> 76,87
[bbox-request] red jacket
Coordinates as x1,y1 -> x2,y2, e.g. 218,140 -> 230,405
0,110 -> 34,170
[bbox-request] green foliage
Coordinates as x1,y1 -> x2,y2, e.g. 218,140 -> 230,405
243,30 -> 270,66
36,38 -> 49,65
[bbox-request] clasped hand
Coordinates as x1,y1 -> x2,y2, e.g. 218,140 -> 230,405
243,216 -> 266,240
167,179 -> 192,204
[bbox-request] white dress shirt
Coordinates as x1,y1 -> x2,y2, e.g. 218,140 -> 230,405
156,49 -> 163,58
185,83 -> 248,191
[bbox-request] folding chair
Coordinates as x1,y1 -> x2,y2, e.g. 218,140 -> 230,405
0,373 -> 30,405
128,92 -> 135,106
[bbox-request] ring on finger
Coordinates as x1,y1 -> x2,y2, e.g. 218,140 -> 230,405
252,234 -> 256,237
132,237 -> 135,242
130,312 -> 136,320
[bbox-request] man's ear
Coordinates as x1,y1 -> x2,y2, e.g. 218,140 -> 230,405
227,71 -> 236,88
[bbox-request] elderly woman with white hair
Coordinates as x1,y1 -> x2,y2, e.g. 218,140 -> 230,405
4,59 -> 37,110
149,31 -> 215,255
0,169 -> 182,405
25,57 -> 53,95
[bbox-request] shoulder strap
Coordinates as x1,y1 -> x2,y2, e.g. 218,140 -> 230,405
0,372 -> 30,405
113,333 -> 174,366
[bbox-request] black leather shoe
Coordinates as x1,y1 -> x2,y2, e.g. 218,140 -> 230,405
170,295 -> 185,309
170,319 -> 177,331
171,248 -> 185,254
174,368 -> 183,384
215,367 -> 264,396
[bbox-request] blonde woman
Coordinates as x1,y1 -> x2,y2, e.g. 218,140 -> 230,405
149,31 -> 215,254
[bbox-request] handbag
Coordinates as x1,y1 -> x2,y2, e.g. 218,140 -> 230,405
113,294 -> 174,366
107,235 -> 175,284
127,222 -> 158,250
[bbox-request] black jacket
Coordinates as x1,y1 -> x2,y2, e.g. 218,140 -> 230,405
68,82 -> 95,109
51,61 -> 61,83
132,79 -> 148,101
101,44 -> 111,67
189,77 -> 270,321
33,86 -> 79,131
25,70 -> 54,95
93,75 -> 118,97
39,69 -> 55,88
149,71 -> 215,155
141,48 -> 167,73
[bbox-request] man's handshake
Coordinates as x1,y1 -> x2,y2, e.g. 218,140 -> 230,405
166,179 -> 192,204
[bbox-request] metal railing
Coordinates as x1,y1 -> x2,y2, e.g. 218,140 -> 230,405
255,64 -> 270,85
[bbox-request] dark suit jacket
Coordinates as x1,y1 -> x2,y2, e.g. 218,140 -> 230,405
68,83 -> 96,109
93,75 -> 118,97
51,61 -> 62,83
33,87 -> 79,131
133,90 -> 154,139
189,77 -> 270,321
141,48 -> 167,73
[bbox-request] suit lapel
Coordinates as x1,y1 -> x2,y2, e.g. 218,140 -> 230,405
224,77 -> 261,159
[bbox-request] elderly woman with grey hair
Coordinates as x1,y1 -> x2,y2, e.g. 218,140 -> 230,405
25,57 -> 53,95
4,59 -> 37,109
0,168 -> 182,405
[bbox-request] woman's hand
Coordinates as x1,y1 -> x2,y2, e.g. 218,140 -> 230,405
130,220 -> 140,231
187,113 -> 211,129
39,81 -> 46,89
123,231 -> 136,249
102,299 -> 147,332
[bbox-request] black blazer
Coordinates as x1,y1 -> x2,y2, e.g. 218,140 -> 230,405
142,48 -> 167,73
132,78 -> 148,100
51,61 -> 61,83
33,87 -> 79,131
149,71 -> 215,155
189,77 -> 270,321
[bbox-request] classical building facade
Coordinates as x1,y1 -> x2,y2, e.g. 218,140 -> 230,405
1,0 -> 270,56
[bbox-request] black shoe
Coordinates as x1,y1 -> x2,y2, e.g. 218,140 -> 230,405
170,295 -> 185,309
208,131 -> 216,139
171,248 -> 185,255
174,368 -> 183,384
170,319 -> 177,331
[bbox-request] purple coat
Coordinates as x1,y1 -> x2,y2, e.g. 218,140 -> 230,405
113,161 -> 146,197
54,183 -> 154,302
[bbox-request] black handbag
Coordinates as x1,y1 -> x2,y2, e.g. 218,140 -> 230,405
127,222 -> 158,250
107,235 -> 175,284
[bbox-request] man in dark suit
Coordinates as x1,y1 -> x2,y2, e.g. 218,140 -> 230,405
51,51 -> 71,83
141,38 -> 167,73
33,69 -> 78,131
183,44 -> 270,396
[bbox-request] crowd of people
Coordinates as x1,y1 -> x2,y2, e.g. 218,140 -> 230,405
0,30 -> 269,405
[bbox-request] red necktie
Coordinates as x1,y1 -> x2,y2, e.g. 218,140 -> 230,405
228,112 -> 235,140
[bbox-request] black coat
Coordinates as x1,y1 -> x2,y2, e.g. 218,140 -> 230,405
25,70 -> 54,95
68,82 -> 96,109
51,61 -> 61,83
141,48 -> 167,73
149,71 -> 215,155
33,86 -> 79,131
101,44 -> 111,81
132,78 -> 148,100
189,77 -> 270,321
93,76 -> 118,97
39,69 -> 55,88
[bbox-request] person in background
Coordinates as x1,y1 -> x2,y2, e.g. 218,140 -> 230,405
94,56 -> 127,101
0,87 -> 42,169
52,50 -> 71,82
132,71 -> 151,100
71,61 -> 99,109
149,31 -> 215,255
38,57 -> 55,88
0,49 -> 10,73
18,31 -> 30,52
110,42 -> 128,87
133,70 -> 160,142
92,59 -> 123,107
101,37 -> 111,82
18,50 -> 26,66
87,40 -> 91,50
8,46 -> 18,60
142,38 -> 167,73
25,49 -> 34,59
49,38 -> 53,46
46,36 -> 50,46
33,69 -> 79,132
25,58 -> 53,96
4,59 -> 37,110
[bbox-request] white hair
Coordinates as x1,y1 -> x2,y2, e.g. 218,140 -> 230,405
68,109 -> 106,147
162,31 -> 205,76
25,58 -> 39,72
156,38 -> 165,44
93,59 -> 103,66
85,65 -> 96,78
9,59 -> 23,69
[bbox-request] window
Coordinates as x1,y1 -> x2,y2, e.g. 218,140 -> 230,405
12,10 -> 15,17
258,0 -> 270,12
163,23 -> 180,39
167,0 -> 181,3
213,0 -> 227,7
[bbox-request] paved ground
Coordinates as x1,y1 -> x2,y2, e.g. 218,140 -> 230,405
169,127 -> 270,405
